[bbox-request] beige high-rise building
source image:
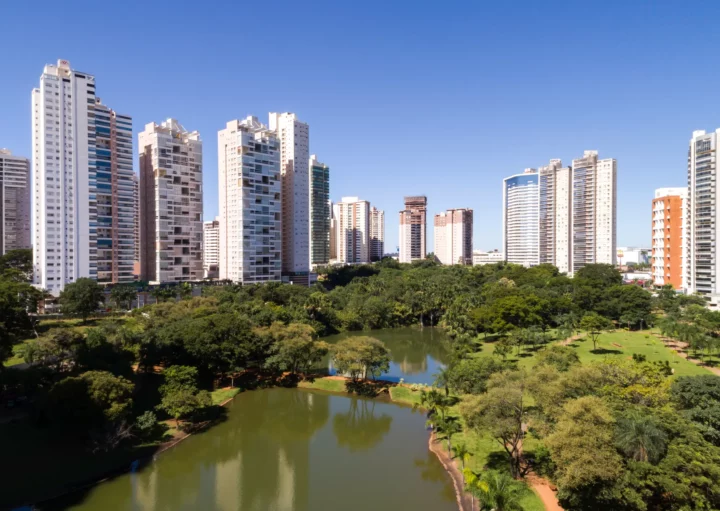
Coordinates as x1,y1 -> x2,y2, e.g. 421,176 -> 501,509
138,119 -> 203,284
571,150 -> 617,271
203,217 -> 220,279
370,207 -> 385,261
218,117 -> 281,284
434,208 -> 473,265
399,196 -> 427,263
538,159 -> 572,273
335,197 -> 370,264
269,112 -> 309,284
0,149 -> 30,254
329,202 -> 338,261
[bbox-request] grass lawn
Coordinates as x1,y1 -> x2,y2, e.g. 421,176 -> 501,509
298,376 -> 347,393
389,385 -> 424,406
479,329 -> 714,377
210,387 -> 241,405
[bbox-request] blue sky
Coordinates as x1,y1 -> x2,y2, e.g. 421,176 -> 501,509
2,1 -> 719,252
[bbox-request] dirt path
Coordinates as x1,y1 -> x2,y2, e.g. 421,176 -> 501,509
428,432 -> 476,511
526,473 -> 564,511
559,334 -> 584,346
660,338 -> 720,376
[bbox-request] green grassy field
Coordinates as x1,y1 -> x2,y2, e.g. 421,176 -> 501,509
479,329 -> 714,377
298,377 -> 347,393
210,387 -> 241,405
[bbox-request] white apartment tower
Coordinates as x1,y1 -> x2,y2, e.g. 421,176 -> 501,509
32,60 -> 97,294
203,217 -> 220,279
686,129 -> 720,305
336,197 -> 370,264
434,209 -> 473,265
218,117 -> 281,284
370,207 -> 385,261
503,170 -> 539,267
138,119 -> 203,284
538,159 -> 572,273
571,150 -> 617,271
269,112 -> 310,284
0,150 -> 31,254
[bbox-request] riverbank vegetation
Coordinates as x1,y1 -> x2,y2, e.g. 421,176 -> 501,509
2,256 -> 720,509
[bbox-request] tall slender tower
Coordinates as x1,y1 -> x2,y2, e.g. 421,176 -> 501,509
370,207 -> 385,262
138,119 -> 203,284
218,117 -> 281,284
434,208 -> 473,265
0,149 -> 31,254
94,100 -> 135,284
32,60 -> 98,294
309,155 -> 330,267
335,197 -> 371,264
538,159 -> 572,273
269,112 -> 310,285
571,151 -> 617,271
686,129 -> 720,305
502,169 -> 539,267
203,217 -> 220,279
399,196 -> 427,263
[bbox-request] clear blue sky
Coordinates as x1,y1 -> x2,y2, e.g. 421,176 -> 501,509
2,0 -> 719,252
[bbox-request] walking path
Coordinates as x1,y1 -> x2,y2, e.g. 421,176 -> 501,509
660,338 -> 720,376
526,473 -> 564,511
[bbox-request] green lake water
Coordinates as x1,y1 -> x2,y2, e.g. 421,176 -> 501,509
43,328 -> 456,511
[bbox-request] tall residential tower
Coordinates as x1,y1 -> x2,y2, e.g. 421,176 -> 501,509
138,119 -> 203,284
503,170 -> 539,267
686,129 -> 720,305
335,197 -> 370,264
269,112 -> 310,285
218,117 -> 281,284
203,217 -> 220,279
309,155 -> 330,266
538,159 -> 572,273
0,149 -> 31,254
651,188 -> 686,289
370,206 -> 385,261
399,196 -> 427,263
434,208 -> 473,265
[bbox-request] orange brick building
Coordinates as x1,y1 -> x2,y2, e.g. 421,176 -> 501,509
651,188 -> 686,289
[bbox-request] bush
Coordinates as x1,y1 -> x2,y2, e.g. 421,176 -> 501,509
135,410 -> 157,434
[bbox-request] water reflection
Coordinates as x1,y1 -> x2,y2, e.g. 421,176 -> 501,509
322,327 -> 451,383
333,399 -> 393,451
53,388 -> 456,511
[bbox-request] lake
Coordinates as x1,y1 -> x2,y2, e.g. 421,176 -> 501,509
42,328 -> 456,511
321,327 -> 451,384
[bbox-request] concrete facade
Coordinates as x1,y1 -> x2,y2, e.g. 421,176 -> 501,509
335,197 -> 370,264
370,206 -> 385,261
503,170 -> 539,267
399,196 -> 427,263
434,208 -> 473,265
0,149 -> 30,254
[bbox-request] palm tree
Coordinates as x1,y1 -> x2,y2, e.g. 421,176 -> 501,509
615,411 -> 667,463
452,442 -> 472,482
463,469 -> 527,511
433,366 -> 452,396
435,415 -> 462,454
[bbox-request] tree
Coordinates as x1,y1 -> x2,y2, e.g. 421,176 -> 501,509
262,322 -> 329,375
461,371 -> 526,477
533,344 -> 580,372
579,312 -> 613,351
23,329 -> 84,373
574,264 -> 623,288
110,284 -> 136,311
671,375 -> 720,446
445,355 -> 505,394
158,388 -> 212,427
463,469 -> 527,511
59,278 -> 104,323
433,366 -> 452,396
615,411 -> 667,463
160,365 -> 200,394
0,248 -> 33,280
493,338 -> 513,361
332,336 -> 390,381
435,415 -> 462,454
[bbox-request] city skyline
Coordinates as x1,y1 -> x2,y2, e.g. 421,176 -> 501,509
4,2 -> 718,253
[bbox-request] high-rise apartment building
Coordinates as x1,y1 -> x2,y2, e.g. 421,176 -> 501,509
335,197 -> 370,264
269,112 -> 310,285
571,150 -> 617,271
309,155 -> 330,266
138,119 -> 203,284
399,196 -> 427,263
503,170 -> 539,267
370,207 -> 385,261
0,149 -> 31,254
329,202 -> 338,261
94,101 -> 135,284
32,60 -> 103,294
652,188 -> 685,289
218,117 -> 281,284
434,208 -> 473,265
132,173 -> 140,277
538,159 -> 572,273
686,129 -> 720,305
203,217 -> 220,279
